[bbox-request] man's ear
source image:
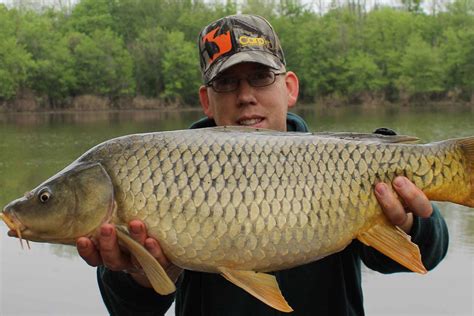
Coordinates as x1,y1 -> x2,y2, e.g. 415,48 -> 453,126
199,85 -> 213,118
285,71 -> 299,109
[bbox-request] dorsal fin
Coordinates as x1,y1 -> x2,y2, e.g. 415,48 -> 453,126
206,126 -> 418,143
311,132 -> 419,143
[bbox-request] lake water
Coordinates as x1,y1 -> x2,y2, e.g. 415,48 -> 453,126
0,105 -> 473,315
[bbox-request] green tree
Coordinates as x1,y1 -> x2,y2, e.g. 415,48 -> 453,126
290,10 -> 358,100
15,10 -> 76,103
161,31 -> 200,104
68,29 -> 135,98
66,0 -> 115,35
441,27 -> 474,100
2,0 -> 474,106
344,51 -> 386,97
107,0 -> 165,43
362,8 -> 417,100
397,34 -> 444,98
0,5 -> 33,100
130,26 -> 168,97
0,37 -> 33,100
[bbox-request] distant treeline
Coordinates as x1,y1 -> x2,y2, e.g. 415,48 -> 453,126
0,0 -> 473,110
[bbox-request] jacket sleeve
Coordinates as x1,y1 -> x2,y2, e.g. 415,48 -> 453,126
359,203 -> 449,273
97,266 -> 175,315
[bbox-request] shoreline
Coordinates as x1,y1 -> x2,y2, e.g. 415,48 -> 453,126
1,100 -> 473,114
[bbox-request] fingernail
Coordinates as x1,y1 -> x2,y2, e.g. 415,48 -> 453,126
393,177 -> 406,188
101,226 -> 112,237
145,239 -> 157,251
130,224 -> 142,235
76,239 -> 88,249
375,183 -> 387,196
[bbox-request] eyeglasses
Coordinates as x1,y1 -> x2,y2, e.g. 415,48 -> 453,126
207,70 -> 286,93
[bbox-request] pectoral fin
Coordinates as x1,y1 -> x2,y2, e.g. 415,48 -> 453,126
357,217 -> 427,274
115,226 -> 176,295
218,267 -> 293,313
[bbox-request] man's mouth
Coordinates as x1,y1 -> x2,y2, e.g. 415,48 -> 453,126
238,117 -> 264,126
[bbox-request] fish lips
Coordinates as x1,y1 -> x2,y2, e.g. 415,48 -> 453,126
1,208 -> 27,238
2,201 -> 46,242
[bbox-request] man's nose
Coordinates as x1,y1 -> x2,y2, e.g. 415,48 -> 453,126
236,79 -> 257,105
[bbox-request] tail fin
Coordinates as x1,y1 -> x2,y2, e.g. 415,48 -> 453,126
458,137 -> 474,207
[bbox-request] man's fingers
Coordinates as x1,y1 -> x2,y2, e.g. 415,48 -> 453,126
393,176 -> 432,218
98,224 -> 129,271
375,177 -> 433,233
129,220 -> 147,244
76,237 -> 103,267
144,238 -> 170,268
375,182 -> 408,226
144,238 -> 183,282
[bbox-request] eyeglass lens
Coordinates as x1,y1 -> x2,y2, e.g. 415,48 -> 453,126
211,71 -> 283,92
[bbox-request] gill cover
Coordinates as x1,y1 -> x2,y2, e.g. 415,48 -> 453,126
64,162 -> 115,238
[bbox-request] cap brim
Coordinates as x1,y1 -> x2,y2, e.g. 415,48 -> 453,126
204,51 -> 284,84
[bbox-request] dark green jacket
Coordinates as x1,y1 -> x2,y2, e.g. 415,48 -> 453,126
98,113 -> 449,315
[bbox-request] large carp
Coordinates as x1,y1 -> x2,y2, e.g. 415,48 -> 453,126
2,127 -> 474,312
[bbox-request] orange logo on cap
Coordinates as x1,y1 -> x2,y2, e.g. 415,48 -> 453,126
202,27 -> 232,63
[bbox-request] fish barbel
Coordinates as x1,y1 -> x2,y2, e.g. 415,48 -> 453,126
2,127 -> 474,312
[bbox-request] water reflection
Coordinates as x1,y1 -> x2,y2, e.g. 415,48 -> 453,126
0,109 -> 203,127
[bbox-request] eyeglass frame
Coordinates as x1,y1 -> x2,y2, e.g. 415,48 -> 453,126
206,70 -> 287,93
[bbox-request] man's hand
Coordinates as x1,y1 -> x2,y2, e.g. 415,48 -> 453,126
76,220 -> 182,288
375,176 -> 433,233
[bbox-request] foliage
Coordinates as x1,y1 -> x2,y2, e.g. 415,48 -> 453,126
68,29 -> 135,97
130,27 -> 168,98
1,0 -> 474,107
0,6 -> 34,99
15,10 -> 76,102
397,34 -> 444,97
161,31 -> 201,104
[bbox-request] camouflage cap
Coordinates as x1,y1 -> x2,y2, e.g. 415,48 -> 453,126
198,14 -> 286,84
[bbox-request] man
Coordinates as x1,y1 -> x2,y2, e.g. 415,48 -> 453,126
77,15 -> 448,315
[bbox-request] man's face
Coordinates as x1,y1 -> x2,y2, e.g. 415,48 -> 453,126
199,63 -> 299,132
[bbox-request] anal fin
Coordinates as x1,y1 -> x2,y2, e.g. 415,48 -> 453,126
116,226 -> 176,295
218,267 -> 293,313
357,217 -> 427,274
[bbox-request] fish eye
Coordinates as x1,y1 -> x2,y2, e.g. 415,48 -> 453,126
38,189 -> 52,203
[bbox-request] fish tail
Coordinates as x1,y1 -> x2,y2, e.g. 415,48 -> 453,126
458,137 -> 474,207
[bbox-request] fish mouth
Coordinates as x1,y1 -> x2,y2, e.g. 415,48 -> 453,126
0,211 -> 30,249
